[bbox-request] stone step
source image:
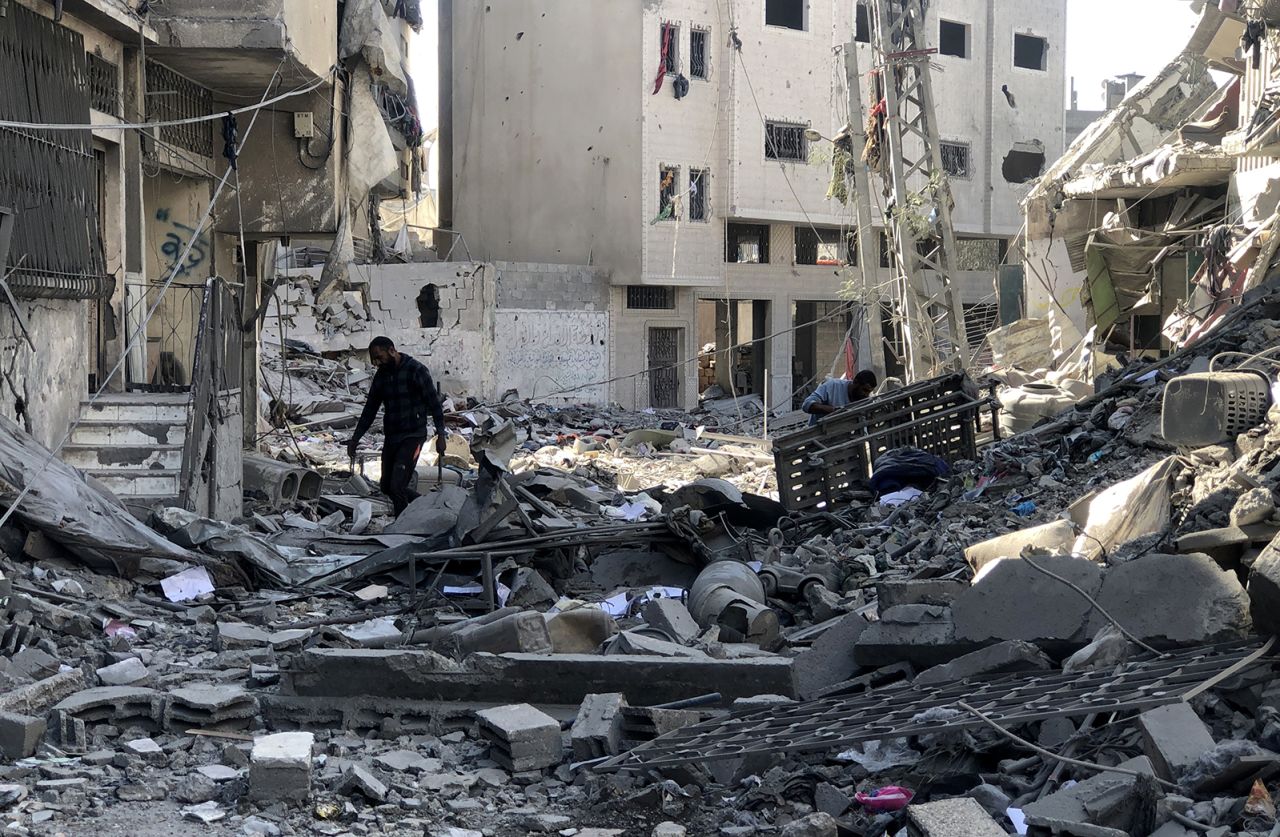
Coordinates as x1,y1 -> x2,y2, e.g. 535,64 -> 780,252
70,421 -> 186,448
83,469 -> 180,497
61,444 -> 184,471
80,397 -> 188,424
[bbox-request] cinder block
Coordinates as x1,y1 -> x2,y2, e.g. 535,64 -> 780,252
476,703 -> 562,771
571,693 -> 626,761
250,731 -> 314,804
0,711 -> 46,759
1138,703 -> 1216,781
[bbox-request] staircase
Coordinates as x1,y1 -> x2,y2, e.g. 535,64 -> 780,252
62,393 -> 189,507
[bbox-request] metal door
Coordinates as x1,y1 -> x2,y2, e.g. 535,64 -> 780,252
648,327 -> 680,408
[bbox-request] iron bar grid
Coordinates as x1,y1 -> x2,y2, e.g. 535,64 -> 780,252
594,640 -> 1275,773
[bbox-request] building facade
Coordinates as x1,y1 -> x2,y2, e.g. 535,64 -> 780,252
1,0 -> 425,512
447,0 -> 1066,410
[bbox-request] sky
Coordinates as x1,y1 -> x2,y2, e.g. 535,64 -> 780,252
1064,0 -> 1200,110
408,0 -> 1202,128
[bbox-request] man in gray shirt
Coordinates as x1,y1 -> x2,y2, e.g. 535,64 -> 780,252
802,370 -> 878,426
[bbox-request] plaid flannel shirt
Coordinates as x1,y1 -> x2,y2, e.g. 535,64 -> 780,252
354,353 -> 445,444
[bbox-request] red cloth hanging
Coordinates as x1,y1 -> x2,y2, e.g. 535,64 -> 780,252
652,24 -> 673,94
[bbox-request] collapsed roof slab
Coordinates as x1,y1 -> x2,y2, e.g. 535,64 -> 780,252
1062,147 -> 1237,200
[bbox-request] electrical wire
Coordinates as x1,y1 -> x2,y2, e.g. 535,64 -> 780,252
0,76 -> 329,132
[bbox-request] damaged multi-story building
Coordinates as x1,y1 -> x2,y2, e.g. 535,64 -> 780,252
0,0 -> 427,516
1018,1 -> 1280,372
441,0 -> 1066,410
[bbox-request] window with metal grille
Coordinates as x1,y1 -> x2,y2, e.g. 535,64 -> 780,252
855,3 -> 871,42
727,223 -> 770,263
941,141 -> 971,178
765,121 -> 807,162
86,51 -> 120,117
145,60 -> 214,157
660,22 -> 680,74
1014,33 -> 1048,70
879,231 -> 893,268
0,4 -> 108,301
658,165 -> 680,220
795,227 -> 854,266
939,20 -> 969,58
690,29 -> 709,79
689,169 -> 709,221
956,238 -> 1002,271
627,286 -> 676,309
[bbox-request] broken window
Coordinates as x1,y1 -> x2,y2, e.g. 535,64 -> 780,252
416,284 -> 441,328
765,121 -> 807,162
795,226 -> 854,266
1013,33 -> 1047,71
940,141 -> 971,178
689,169 -> 709,221
690,29 -> 709,79
627,286 -> 675,309
726,223 -> 770,263
855,2 -> 871,43
658,165 -> 680,220
661,22 -> 679,74
1002,142 -> 1046,183
765,0 -> 806,31
939,20 -> 969,58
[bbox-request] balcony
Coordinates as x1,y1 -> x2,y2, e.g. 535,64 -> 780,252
146,0 -> 336,96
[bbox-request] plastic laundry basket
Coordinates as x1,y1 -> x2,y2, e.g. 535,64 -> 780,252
1161,370 -> 1273,446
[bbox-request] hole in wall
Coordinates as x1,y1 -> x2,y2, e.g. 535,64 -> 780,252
1002,141 -> 1046,184
417,284 -> 441,328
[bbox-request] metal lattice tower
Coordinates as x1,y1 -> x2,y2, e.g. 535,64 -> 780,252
869,0 -> 970,380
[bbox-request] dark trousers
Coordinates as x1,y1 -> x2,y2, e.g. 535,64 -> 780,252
381,435 -> 426,516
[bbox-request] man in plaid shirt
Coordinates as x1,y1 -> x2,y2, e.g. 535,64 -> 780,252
347,336 -> 447,516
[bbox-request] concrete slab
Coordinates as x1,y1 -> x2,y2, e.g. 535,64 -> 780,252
1091,553 -> 1251,644
285,649 -> 797,704
954,555 -> 1102,647
1137,703 -> 1216,781
914,640 -> 1053,686
906,797 -> 1006,836
854,605 -> 969,669
1023,756 -> 1156,836
793,612 -> 867,699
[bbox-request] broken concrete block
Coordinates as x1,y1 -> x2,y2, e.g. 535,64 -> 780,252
780,812 -> 837,837
651,823 -> 686,837
476,703 -> 562,771
125,736 -> 166,765
1138,703 -> 1216,781
50,686 -> 159,726
1231,487 -> 1275,527
0,711 -> 45,759
954,555 -> 1103,647
250,731 -> 314,804
452,611 -> 554,656
914,639 -> 1053,686
96,658 -> 149,687
337,763 -> 387,802
964,520 -> 1076,573
571,693 -> 626,761
1022,756 -> 1157,836
642,598 -> 701,645
875,578 -> 967,610
545,608 -> 618,654
1248,533 -> 1280,635
1063,625 -> 1134,674
854,604 -> 966,669
216,622 -> 272,651
813,782 -> 852,818
166,684 -> 259,729
1175,526 -> 1249,554
619,706 -> 700,742
506,568 -> 558,609
1091,553 -> 1252,644
907,797 -> 1006,836
793,612 -> 866,700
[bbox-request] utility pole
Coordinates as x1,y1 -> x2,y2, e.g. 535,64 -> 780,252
842,41 -> 886,381
869,0 -> 970,381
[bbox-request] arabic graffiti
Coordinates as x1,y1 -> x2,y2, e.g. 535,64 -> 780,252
154,208 -> 209,278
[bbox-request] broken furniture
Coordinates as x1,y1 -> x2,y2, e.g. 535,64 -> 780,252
773,373 -> 993,512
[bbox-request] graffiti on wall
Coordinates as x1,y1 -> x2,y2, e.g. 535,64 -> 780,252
492,310 -> 609,404
154,208 -> 209,278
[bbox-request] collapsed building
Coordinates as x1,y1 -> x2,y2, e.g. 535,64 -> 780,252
8,1 -> 1280,837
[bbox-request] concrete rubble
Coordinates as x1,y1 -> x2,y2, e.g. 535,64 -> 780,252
5,260 -> 1280,836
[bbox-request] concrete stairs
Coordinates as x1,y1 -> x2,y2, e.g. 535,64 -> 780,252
63,393 -> 190,507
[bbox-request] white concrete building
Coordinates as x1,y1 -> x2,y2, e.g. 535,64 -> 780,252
446,0 -> 1066,410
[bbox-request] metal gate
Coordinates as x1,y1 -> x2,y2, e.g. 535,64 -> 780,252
648,327 -> 681,408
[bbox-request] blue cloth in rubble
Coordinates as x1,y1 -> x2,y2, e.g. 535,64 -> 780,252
870,447 -> 950,493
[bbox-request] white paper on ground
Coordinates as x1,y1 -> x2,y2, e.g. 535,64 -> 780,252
879,488 -> 923,507
1006,808 -> 1027,835
160,566 -> 215,602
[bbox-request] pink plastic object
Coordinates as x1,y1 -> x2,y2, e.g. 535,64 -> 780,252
854,785 -> 914,812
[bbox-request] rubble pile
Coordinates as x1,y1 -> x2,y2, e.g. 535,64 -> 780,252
2,291 -> 1280,834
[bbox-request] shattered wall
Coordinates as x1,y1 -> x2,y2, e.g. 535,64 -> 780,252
0,302 -> 89,451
